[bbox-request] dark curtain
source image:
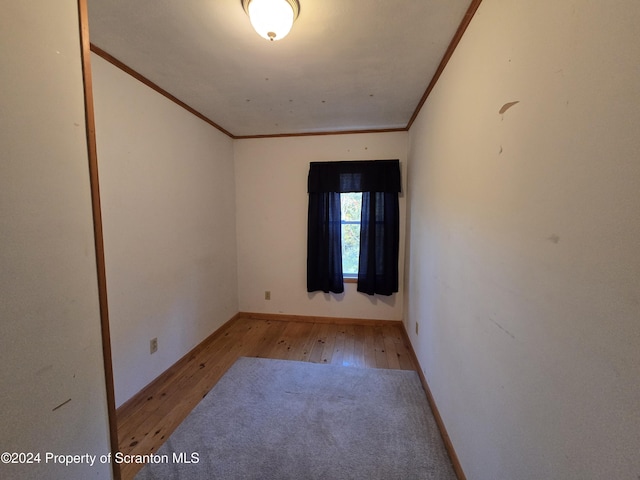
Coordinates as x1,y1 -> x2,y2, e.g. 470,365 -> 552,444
357,192 -> 399,295
307,160 -> 400,295
307,191 -> 343,293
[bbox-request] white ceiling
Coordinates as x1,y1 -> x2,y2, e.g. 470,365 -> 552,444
87,0 -> 472,137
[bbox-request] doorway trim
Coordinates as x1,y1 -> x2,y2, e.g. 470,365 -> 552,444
77,0 -> 120,478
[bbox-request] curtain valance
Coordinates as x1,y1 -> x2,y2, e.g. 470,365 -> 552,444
308,160 -> 400,194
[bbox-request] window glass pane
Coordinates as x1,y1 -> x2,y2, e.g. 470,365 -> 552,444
341,224 -> 360,275
340,193 -> 362,275
341,192 -> 362,222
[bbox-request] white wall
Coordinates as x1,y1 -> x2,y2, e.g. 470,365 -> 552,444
234,133 -> 407,320
0,1 -> 112,479
405,1 -> 640,479
91,55 -> 239,407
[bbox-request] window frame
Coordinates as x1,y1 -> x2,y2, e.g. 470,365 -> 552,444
340,192 -> 362,279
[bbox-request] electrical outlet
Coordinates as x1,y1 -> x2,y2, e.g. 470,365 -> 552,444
415,322 -> 419,335
265,291 -> 271,300
150,337 -> 158,354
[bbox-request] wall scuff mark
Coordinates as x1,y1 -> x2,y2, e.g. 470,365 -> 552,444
52,398 -> 72,411
499,101 -> 520,114
489,318 -> 516,339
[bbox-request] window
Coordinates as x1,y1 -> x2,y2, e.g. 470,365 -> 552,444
307,160 -> 400,296
340,192 -> 362,276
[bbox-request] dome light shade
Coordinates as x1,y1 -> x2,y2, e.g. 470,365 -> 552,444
242,0 -> 300,41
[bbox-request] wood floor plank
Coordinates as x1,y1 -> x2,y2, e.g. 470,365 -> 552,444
115,315 -> 416,480
339,324 -> 358,367
308,322 -> 331,364
373,326 -> 389,369
351,324 -> 366,368
299,322 -> 321,362
330,324 -> 346,366
384,324 -> 416,370
271,320 -> 306,360
252,320 -> 292,359
319,323 -> 338,364
362,325 -> 378,368
284,321 -> 315,361
383,328 -> 402,369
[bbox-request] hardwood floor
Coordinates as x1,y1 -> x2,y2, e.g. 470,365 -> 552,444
115,314 -> 417,479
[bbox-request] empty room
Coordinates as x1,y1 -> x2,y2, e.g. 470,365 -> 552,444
2,1 -> 639,479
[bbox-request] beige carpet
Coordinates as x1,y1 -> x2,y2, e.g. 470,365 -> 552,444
135,357 -> 456,480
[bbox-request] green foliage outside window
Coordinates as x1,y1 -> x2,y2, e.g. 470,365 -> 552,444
340,193 -> 362,275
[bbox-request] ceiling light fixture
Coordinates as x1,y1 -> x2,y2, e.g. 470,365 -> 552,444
241,0 -> 300,42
